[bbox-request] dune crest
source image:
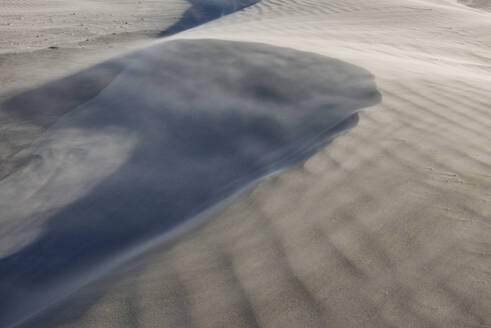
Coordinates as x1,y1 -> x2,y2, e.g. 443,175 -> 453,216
2,0 -> 491,326
0,39 -> 379,328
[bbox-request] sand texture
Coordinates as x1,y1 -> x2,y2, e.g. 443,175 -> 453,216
1,0 -> 491,327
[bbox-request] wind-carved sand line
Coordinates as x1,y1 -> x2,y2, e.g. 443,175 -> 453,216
0,39 -> 380,327
2,0 -> 491,326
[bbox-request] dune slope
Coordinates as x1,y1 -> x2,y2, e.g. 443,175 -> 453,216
0,39 -> 379,328
0,0 -> 490,327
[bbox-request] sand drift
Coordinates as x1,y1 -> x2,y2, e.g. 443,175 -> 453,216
0,39 -> 380,326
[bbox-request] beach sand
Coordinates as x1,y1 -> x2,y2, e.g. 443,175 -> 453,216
1,0 -> 491,327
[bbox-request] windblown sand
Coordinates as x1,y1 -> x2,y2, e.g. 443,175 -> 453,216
1,0 -> 491,327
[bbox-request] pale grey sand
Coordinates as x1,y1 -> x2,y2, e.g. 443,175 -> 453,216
458,0 -> 491,11
1,0 -> 491,327
0,0 -> 187,54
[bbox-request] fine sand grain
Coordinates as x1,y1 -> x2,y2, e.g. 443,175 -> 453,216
0,0 -> 186,53
1,0 -> 491,327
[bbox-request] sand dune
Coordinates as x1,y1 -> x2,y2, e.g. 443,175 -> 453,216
1,0 -> 491,327
0,38 -> 379,327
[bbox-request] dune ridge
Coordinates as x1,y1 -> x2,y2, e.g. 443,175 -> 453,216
1,0 -> 491,327
0,39 -> 379,327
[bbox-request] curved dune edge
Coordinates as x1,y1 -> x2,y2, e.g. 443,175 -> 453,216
0,0 -> 263,183
0,39 -> 379,328
2,0 -> 491,327
14,0 -> 491,327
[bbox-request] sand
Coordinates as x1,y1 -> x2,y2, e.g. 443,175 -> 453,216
1,0 -> 491,327
459,0 -> 491,10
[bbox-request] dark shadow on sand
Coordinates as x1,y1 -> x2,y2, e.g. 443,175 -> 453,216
159,0 -> 260,37
0,39 -> 380,327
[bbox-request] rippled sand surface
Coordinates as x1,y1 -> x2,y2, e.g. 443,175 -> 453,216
1,0 -> 491,327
